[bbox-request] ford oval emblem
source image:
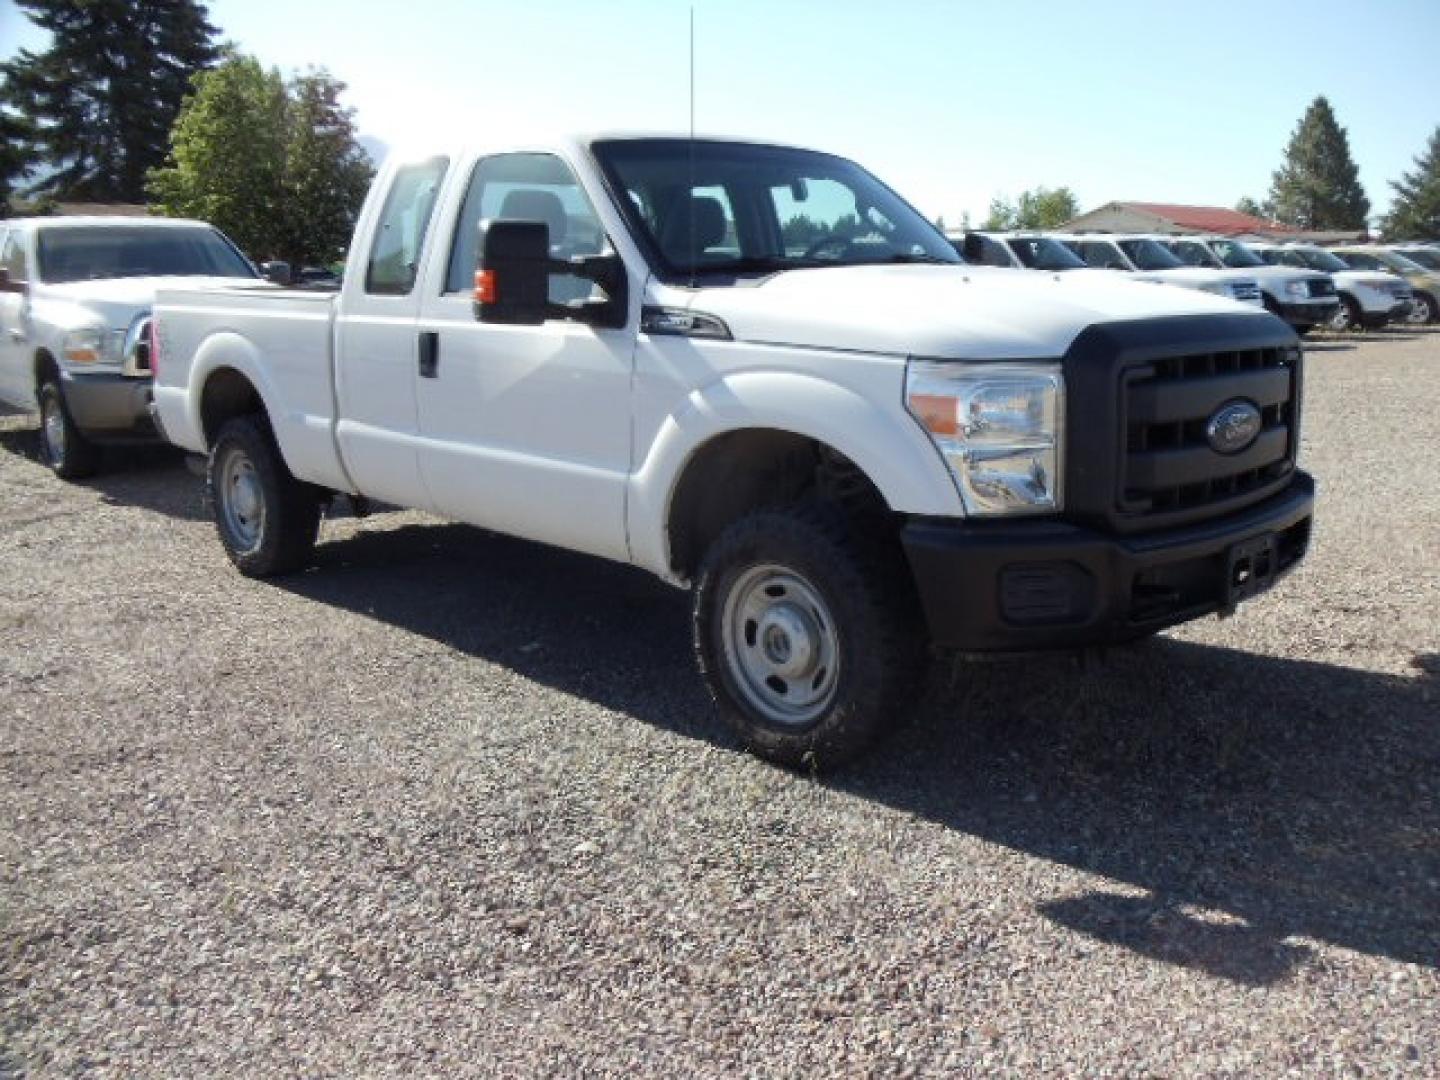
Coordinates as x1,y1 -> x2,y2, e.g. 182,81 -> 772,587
1206,399 -> 1262,455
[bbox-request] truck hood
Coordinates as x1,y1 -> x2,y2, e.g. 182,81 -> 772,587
666,264 -> 1266,358
1143,266 -> 1253,287
35,275 -> 262,329
1229,265 -> 1328,290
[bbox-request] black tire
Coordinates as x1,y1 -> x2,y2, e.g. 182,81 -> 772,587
208,414 -> 321,577
1294,323 -> 1314,337
1411,291 -> 1437,325
1329,295 -> 1361,332
37,377 -> 101,480
693,503 -> 927,771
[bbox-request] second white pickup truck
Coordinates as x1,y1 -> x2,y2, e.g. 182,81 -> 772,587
152,134 -> 1315,768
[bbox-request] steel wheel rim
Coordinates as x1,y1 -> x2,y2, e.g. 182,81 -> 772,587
41,396 -> 65,464
1329,302 -> 1352,331
219,447 -> 264,552
720,563 -> 840,728
1409,296 -> 1432,324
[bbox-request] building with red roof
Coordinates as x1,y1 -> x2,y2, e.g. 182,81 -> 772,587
1059,201 -> 1365,243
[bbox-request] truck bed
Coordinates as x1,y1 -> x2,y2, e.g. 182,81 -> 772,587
152,284 -> 352,492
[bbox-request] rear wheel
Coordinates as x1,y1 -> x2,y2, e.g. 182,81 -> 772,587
693,503 -> 927,770
209,414 -> 321,576
1409,292 -> 1436,325
37,378 -> 100,479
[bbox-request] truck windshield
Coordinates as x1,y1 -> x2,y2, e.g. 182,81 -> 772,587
591,138 -> 960,277
1286,247 -> 1349,273
1118,239 -> 1184,271
36,226 -> 256,283
1398,248 -> 1440,270
1006,237 -> 1086,270
1210,239 -> 1265,268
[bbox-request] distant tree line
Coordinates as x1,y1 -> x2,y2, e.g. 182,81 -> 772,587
0,0 -> 373,270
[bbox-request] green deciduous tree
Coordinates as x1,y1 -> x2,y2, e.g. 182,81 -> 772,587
1382,126 -> 1440,241
149,56 -> 374,271
0,0 -> 220,202
983,186 -> 1079,230
1235,195 -> 1274,220
1266,96 -> 1370,231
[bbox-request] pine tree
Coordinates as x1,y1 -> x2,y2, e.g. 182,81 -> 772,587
148,57 -> 374,270
0,0 -> 220,202
1382,126 -> 1440,241
0,111 -> 37,216
1266,97 -> 1370,231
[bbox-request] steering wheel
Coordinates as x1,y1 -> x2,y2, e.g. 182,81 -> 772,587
802,235 -> 855,261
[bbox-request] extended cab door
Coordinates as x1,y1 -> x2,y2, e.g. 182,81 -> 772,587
333,156 -> 449,509
414,152 -> 636,562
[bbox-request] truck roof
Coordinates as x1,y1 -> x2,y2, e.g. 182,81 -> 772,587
2,215 -> 215,230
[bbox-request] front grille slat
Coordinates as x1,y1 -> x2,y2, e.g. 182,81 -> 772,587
1119,343 -> 1298,521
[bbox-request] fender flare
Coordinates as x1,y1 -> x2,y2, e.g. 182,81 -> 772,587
628,370 -> 961,579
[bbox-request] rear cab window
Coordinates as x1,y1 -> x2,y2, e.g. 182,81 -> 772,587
366,157 -> 449,295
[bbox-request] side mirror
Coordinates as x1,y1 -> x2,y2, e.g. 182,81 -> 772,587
475,219 -> 629,330
475,220 -> 552,325
0,267 -> 27,295
260,260 -> 291,285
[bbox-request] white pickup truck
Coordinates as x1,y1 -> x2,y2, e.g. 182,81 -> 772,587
0,216 -> 258,476
152,134 -> 1315,768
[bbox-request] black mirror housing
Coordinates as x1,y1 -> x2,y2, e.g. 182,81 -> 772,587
260,260 -> 291,285
476,220 -> 551,325
475,219 -> 629,330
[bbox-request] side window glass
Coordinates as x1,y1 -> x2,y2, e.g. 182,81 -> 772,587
445,152 -> 607,300
365,157 -> 448,296
1,231 -> 26,281
980,237 -> 1012,267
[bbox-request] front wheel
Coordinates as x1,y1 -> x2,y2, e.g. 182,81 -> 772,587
1409,292 -> 1436,325
693,504 -> 927,770
208,414 -> 321,577
1328,295 -> 1361,332
37,378 -> 100,479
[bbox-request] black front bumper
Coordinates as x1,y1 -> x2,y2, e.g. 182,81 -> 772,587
902,472 -> 1314,651
1274,299 -> 1339,328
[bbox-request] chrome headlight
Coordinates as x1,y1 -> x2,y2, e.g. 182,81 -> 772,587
906,361 -> 1064,516
1284,280 -> 1309,299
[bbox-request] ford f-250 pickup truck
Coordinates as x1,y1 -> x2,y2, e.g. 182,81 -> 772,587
152,134 -> 1314,768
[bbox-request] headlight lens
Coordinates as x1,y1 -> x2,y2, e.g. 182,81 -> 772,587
62,326 -> 122,366
1285,280 -> 1308,298
906,361 -> 1064,516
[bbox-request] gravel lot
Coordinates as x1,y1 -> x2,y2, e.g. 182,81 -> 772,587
2,329 -> 1437,1077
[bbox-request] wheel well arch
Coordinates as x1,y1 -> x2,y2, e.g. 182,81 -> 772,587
199,366 -> 266,447
33,348 -> 58,387
665,428 -> 889,579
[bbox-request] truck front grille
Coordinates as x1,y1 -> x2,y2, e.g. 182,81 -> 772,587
1119,346 -> 1298,520
1229,281 -> 1263,302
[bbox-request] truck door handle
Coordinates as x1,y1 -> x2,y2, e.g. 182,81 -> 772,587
418,330 -> 439,378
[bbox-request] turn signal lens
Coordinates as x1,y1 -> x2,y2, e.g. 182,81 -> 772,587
474,269 -> 496,304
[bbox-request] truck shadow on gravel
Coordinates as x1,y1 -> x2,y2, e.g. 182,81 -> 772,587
267,518 -> 1439,986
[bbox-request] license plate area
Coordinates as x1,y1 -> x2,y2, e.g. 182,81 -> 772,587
1224,532 -> 1277,611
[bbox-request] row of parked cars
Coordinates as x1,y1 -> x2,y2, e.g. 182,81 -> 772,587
952,230 -> 1439,334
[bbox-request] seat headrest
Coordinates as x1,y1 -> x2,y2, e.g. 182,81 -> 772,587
660,195 -> 729,265
498,189 -> 568,244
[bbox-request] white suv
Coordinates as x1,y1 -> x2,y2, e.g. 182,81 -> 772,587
1054,233 -> 1265,307
1247,242 -> 1413,331
1159,235 -> 1338,334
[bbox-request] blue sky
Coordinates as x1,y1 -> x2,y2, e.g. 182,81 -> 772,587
3,0 -> 1438,224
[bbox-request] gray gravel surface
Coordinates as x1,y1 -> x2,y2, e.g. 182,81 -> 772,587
2,330 -> 1438,1077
